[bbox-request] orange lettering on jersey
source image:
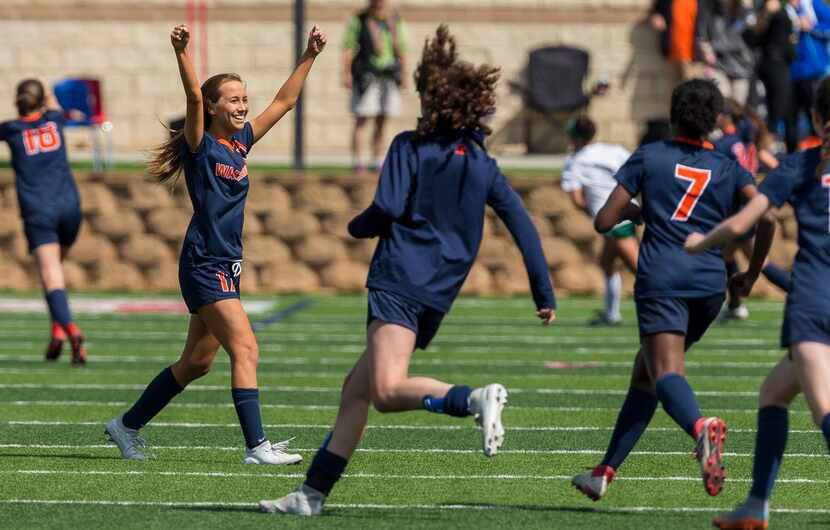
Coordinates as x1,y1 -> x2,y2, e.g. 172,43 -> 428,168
454,144 -> 467,155
214,162 -> 248,181
671,164 -> 712,222
21,122 -> 62,156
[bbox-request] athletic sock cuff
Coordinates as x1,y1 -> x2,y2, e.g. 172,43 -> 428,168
305,448 -> 348,496
445,385 -> 472,418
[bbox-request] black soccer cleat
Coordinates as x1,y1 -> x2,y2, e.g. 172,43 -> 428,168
44,338 -> 64,361
69,334 -> 87,366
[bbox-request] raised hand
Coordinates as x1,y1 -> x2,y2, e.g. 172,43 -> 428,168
307,25 -> 327,57
171,25 -> 190,52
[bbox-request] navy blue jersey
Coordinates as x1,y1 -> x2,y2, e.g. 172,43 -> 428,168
0,110 -> 79,221
180,123 -> 254,266
616,138 -> 754,298
349,130 -> 555,313
759,148 -> 830,312
714,132 -> 759,176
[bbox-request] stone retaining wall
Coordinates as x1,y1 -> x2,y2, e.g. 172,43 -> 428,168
0,171 -> 793,300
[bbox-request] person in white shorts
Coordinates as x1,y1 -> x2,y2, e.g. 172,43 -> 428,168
341,0 -> 408,175
561,116 -> 639,325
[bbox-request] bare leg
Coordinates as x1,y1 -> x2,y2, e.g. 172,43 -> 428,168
352,116 -> 369,173
197,298 -> 259,388
790,342 -> 830,426
170,314 -> 221,386
613,236 -> 639,273
327,351 -> 372,460
368,321 -> 451,412
371,115 -> 387,168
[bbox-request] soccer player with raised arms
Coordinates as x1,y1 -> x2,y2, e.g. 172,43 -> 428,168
260,25 -> 556,516
0,80 -> 88,364
687,76 -> 830,530
104,24 -> 326,465
572,79 -> 775,501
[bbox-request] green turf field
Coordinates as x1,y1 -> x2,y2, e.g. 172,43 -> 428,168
0,295 -> 827,529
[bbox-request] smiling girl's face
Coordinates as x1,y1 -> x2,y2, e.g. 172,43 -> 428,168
207,79 -> 248,132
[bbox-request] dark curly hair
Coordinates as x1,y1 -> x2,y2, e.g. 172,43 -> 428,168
566,115 -> 597,145
670,79 -> 724,139
414,25 -> 500,138
15,79 -> 46,116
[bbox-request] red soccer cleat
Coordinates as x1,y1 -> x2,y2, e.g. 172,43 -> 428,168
572,464 -> 615,501
695,417 -> 727,496
69,334 -> 87,366
44,338 -> 64,361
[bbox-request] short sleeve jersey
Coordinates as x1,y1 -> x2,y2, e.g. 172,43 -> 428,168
180,122 -> 254,267
561,142 -> 631,218
0,110 -> 79,221
615,138 -> 754,298
759,148 -> 830,311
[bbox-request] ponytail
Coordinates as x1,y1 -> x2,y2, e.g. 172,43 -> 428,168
15,79 -> 45,117
146,72 -> 243,185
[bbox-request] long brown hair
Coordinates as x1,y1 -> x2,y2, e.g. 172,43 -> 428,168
16,79 -> 45,116
815,77 -> 830,177
147,73 -> 243,184
414,25 -> 500,138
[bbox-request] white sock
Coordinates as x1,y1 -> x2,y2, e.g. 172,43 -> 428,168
605,273 -> 622,322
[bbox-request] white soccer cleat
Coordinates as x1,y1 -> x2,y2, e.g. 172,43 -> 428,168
469,383 -> 508,457
695,416 -> 727,496
259,484 -> 326,516
243,439 -> 303,465
572,465 -> 615,501
104,416 -> 146,461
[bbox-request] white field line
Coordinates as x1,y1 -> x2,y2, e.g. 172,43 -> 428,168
0,382 -> 767,397
0,443 -> 825,458
0,329 -> 778,347
6,469 -> 829,484
5,400 -> 820,415
5,420 -> 823,435
0,353 -> 786,366
0,368 -> 771,381
0,499 -> 825,515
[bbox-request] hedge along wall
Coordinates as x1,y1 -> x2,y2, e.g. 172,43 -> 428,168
0,171 -> 794,300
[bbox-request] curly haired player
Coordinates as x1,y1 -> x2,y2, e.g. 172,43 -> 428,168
260,25 -> 556,516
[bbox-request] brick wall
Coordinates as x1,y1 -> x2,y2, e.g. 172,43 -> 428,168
0,0 -> 668,160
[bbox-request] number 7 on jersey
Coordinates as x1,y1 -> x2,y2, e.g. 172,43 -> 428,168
671,164 -> 712,222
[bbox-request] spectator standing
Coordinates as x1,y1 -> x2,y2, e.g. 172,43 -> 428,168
696,0 -> 756,104
744,0 -> 796,150
787,0 -> 830,150
342,0 -> 408,175
651,0 -> 705,82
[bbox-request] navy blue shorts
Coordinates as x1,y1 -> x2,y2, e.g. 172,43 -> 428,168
179,260 -> 242,314
636,294 -> 725,348
781,304 -> 830,348
367,289 -> 445,350
23,207 -> 82,252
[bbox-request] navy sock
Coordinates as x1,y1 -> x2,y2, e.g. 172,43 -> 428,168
122,367 -> 184,430
305,447 -> 348,496
600,387 -> 658,470
749,406 -> 789,500
423,385 -> 472,417
655,374 -> 702,437
762,264 -> 790,292
231,388 -> 267,449
45,289 -> 73,328
822,413 -> 830,454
